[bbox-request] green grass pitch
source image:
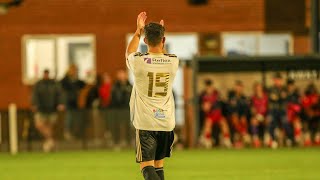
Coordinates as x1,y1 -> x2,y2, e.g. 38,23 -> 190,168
0,148 -> 320,180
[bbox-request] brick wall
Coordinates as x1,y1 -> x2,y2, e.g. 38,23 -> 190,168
0,0 -> 308,108
265,0 -> 307,34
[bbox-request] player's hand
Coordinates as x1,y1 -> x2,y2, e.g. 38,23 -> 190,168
137,12 -> 147,31
160,19 -> 164,27
160,19 -> 166,53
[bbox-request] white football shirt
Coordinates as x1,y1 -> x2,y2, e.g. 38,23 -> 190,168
127,52 -> 179,131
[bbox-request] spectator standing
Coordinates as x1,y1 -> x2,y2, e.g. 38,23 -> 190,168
77,72 -> 100,144
110,69 -> 132,148
98,73 -> 113,145
32,69 -> 64,152
60,65 -> 85,140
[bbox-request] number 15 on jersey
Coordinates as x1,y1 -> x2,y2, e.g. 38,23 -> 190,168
147,72 -> 170,97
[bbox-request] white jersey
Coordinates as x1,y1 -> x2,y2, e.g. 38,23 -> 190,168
127,52 -> 179,131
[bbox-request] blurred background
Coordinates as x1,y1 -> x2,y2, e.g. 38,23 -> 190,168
0,0 -> 319,153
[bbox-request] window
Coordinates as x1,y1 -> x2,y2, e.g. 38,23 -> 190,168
259,34 -> 292,56
22,35 -> 96,84
222,33 -> 258,56
222,32 -> 293,56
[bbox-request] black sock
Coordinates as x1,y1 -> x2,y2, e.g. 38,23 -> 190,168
142,166 -> 160,180
155,167 -> 164,180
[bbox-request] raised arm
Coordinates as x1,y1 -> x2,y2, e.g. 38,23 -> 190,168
126,12 -> 147,59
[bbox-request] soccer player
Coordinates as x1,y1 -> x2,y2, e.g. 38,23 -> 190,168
286,79 -> 302,146
126,12 -> 179,180
301,83 -> 320,146
266,73 -> 287,148
227,80 -> 250,147
250,82 -> 268,148
199,79 -> 231,148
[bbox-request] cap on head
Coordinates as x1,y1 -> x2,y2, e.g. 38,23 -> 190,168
144,22 -> 165,47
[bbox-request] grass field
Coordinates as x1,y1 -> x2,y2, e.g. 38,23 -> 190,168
0,148 -> 320,180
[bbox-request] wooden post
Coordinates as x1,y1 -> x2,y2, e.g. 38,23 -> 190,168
9,104 -> 18,155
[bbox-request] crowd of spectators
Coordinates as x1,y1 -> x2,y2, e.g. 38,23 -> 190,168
199,73 -> 320,149
31,65 -> 132,152
32,66 -> 320,152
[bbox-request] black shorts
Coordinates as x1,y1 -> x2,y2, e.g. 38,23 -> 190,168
135,129 -> 174,163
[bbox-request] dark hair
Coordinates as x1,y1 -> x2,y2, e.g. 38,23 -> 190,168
43,69 -> 49,74
273,72 -> 283,79
204,79 -> 213,86
305,83 -> 318,95
95,74 -> 102,87
287,78 -> 295,85
235,80 -> 243,86
144,22 -> 165,47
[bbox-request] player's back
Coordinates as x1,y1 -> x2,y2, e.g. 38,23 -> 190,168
127,52 -> 179,131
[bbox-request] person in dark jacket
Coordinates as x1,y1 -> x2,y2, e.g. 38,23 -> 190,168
110,69 -> 132,108
227,80 -> 250,147
266,73 -> 288,148
60,65 -> 85,140
32,69 -> 64,152
76,72 -> 101,145
109,69 -> 132,148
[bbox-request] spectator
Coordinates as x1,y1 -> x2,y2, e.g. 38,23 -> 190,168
99,73 -> 112,108
199,79 -> 230,148
98,73 -> 113,144
226,80 -> 250,147
60,64 -> 85,140
79,71 -> 100,110
77,71 -> 100,144
32,69 -> 64,152
250,82 -> 268,148
109,69 -> 132,148
266,73 -> 287,148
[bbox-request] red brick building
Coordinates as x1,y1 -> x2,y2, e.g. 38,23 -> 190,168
0,0 -> 310,109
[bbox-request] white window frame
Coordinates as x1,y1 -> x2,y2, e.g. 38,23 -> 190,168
22,34 -> 96,85
221,32 -> 294,56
